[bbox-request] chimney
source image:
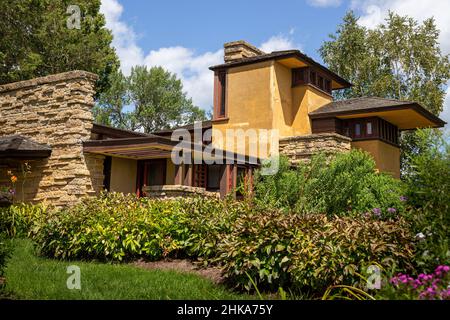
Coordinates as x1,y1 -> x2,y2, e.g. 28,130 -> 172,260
223,40 -> 265,63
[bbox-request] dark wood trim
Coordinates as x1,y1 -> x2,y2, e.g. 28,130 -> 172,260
92,123 -> 148,139
210,51 -> 352,90
309,103 -> 446,128
0,150 -> 52,159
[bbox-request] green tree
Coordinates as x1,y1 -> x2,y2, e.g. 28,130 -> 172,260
95,66 -> 207,133
0,0 -> 119,94
320,11 -> 450,172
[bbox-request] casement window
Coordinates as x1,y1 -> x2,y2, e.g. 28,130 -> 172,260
341,117 -> 399,146
207,165 -> 221,191
355,123 -> 361,137
214,70 -> 227,119
292,67 -> 332,95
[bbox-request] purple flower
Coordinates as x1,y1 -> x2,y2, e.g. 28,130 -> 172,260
400,196 -> 408,202
372,208 -> 382,216
387,208 -> 397,214
8,188 -> 15,195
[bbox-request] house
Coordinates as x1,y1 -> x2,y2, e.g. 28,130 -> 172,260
0,41 -> 445,207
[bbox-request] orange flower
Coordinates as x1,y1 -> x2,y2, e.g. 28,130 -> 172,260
10,175 -> 17,183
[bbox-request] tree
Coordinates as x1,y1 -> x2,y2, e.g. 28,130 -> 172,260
0,0 -> 119,94
320,11 -> 450,172
95,66 -> 207,133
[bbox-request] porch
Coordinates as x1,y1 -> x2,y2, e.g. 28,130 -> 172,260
83,136 -> 257,199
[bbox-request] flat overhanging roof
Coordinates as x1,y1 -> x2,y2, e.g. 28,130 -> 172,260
309,97 -> 446,130
83,137 -> 260,165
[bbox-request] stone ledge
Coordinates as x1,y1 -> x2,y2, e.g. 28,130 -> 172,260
0,70 -> 98,94
143,185 -> 220,199
279,133 -> 352,143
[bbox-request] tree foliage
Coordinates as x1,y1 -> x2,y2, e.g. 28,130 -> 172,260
95,66 -> 207,133
320,11 -> 450,173
320,11 -> 450,116
0,0 -> 119,94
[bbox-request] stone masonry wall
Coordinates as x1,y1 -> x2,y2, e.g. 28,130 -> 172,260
0,71 -> 104,207
279,133 -> 352,166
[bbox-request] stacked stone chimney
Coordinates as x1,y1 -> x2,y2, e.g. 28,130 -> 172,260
224,40 -> 265,63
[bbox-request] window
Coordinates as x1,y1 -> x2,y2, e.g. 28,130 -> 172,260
325,80 -> 332,94
215,70 -> 227,119
207,165 -> 221,191
292,68 -> 308,86
310,71 -> 316,85
318,76 -> 324,91
367,122 -> 373,135
355,123 -> 361,136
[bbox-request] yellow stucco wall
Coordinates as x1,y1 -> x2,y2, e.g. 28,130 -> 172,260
212,61 -> 333,158
352,140 -> 400,178
212,61 -> 273,158
110,157 -> 137,194
291,85 -> 332,136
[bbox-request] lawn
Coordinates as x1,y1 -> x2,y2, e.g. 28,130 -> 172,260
3,239 -> 250,300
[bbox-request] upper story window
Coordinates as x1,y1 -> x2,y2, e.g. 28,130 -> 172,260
214,70 -> 227,120
341,117 -> 399,146
292,67 -> 332,95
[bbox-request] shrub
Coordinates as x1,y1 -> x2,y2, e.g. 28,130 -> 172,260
254,150 -> 405,217
402,129 -> 450,270
289,215 -> 414,293
214,210 -> 301,291
0,234 -> 11,278
32,193 -> 244,262
214,209 -> 414,293
0,203 -> 48,238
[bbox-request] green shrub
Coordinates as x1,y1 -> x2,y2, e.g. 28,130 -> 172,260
0,203 -> 48,238
0,234 -> 11,276
254,150 -> 405,217
214,209 -> 414,293
402,129 -> 450,270
289,215 -> 414,293
214,210 -> 301,291
32,193 -> 244,262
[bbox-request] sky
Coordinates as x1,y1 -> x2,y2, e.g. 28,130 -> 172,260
100,0 -> 450,128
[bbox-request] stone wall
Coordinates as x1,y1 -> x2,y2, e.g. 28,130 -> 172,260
143,185 -> 220,199
224,41 -> 266,63
279,133 -> 352,166
0,71 -> 104,207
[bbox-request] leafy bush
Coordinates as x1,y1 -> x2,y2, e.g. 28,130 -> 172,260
402,129 -> 450,270
254,150 -> 405,217
289,215 -> 414,292
0,203 -> 48,238
0,234 -> 11,279
214,209 -> 414,293
31,193 -> 245,262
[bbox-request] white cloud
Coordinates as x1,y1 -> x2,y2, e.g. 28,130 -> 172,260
351,0 -> 450,128
101,0 -> 302,111
307,0 -> 342,8
100,0 -> 144,75
260,34 -> 300,53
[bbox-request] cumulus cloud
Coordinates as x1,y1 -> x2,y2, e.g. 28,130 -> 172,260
351,0 -> 450,128
101,0 -> 302,111
307,0 -> 342,8
100,0 -> 144,75
260,34 -> 299,53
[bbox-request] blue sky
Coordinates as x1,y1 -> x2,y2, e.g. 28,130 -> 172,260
100,0 -> 450,126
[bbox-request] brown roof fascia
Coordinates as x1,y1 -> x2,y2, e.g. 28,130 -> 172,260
309,103 -> 446,128
209,51 -> 352,89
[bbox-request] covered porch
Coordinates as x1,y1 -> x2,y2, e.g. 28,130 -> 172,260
83,136 -> 258,199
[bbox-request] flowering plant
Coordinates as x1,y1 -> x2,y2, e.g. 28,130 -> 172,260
387,265 -> 450,300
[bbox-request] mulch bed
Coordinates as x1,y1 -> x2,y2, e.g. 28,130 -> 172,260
132,259 -> 225,284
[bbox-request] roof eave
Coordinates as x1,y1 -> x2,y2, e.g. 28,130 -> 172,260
309,103 -> 446,128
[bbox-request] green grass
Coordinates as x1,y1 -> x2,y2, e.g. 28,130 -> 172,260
3,239 -> 250,300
